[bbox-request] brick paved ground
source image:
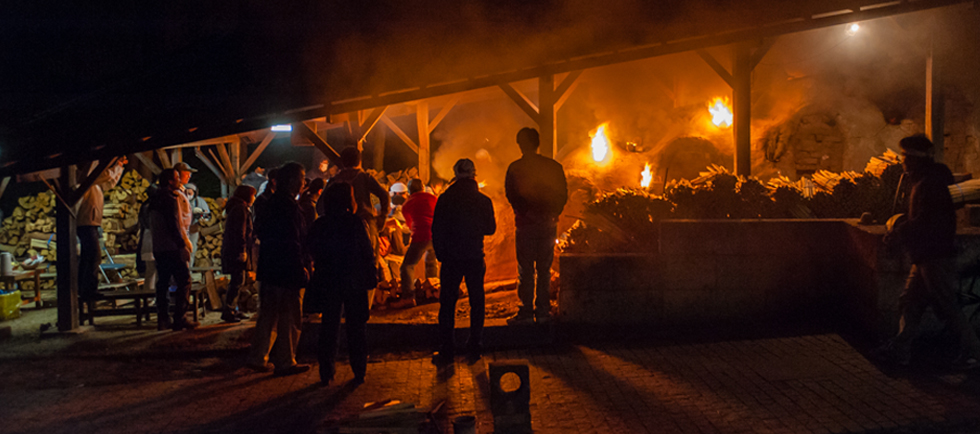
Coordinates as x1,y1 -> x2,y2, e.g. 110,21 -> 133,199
4,332 -> 980,433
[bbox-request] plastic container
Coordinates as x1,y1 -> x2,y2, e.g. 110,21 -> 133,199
0,290 -> 21,321
0,252 -> 12,276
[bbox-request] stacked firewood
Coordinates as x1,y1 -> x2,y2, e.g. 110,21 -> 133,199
0,192 -> 57,264
193,197 -> 226,268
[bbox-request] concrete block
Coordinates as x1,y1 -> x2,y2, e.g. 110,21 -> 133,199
489,360 -> 532,434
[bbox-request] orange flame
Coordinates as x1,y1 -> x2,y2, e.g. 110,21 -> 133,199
708,97 -> 733,128
640,163 -> 653,188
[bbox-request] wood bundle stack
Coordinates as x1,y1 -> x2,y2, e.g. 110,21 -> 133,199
193,197 -> 226,268
810,170 -> 862,193
865,149 -> 902,176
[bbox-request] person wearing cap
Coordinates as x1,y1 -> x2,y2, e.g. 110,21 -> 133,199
877,134 -> 980,369
430,159 -> 496,364
505,127 -> 568,325
173,162 -> 196,264
75,156 -> 127,301
388,182 -> 409,225
149,168 -> 197,331
184,182 -> 211,267
390,178 -> 438,309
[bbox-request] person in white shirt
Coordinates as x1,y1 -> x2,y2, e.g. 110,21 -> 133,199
173,162 -> 196,265
75,157 -> 127,301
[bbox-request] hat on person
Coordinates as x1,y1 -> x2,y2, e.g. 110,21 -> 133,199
389,182 -> 408,194
174,162 -> 198,173
899,134 -> 934,158
184,182 -> 198,192
453,158 -> 477,180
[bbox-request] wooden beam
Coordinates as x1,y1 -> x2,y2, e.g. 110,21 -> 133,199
241,131 -> 275,175
68,158 -> 116,206
170,148 -> 182,164
417,101 -> 431,183
926,35 -> 945,163
155,148 -> 172,169
696,49 -> 734,88
381,116 -> 419,154
134,151 -> 161,175
499,83 -> 541,124
750,38 -> 776,70
167,134 -> 242,149
428,95 -> 459,131
538,75 -> 557,159
554,70 -> 583,111
56,164 -> 79,331
215,143 -> 235,180
195,147 -> 228,183
357,106 -> 389,144
294,121 -> 341,164
732,42 -> 752,177
207,148 -> 234,182
230,139 -> 240,181
0,176 -> 11,201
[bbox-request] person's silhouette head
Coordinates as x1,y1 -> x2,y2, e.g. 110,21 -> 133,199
517,128 -> 539,155
340,147 -> 361,169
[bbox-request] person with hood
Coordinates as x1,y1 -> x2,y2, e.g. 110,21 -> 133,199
220,184 -> 256,323
307,182 -> 377,385
878,135 -> 980,369
430,159 -> 496,364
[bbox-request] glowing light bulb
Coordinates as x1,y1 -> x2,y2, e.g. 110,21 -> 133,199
847,23 -> 860,35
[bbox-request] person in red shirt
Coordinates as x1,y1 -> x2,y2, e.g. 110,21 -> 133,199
391,178 -> 439,309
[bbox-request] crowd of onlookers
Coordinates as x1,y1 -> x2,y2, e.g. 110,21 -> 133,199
83,127 -> 567,384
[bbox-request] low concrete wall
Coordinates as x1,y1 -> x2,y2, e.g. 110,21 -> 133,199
559,219 -> 977,336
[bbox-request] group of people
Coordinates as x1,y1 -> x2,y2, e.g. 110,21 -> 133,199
215,127 -> 568,383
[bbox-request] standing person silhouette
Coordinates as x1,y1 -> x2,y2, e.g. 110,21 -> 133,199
505,128 -> 568,325
307,182 -> 377,385
431,159 -> 496,364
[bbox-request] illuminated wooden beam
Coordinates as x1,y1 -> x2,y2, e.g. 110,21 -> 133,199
381,115 -> 419,154
240,131 -> 275,175
417,101 -> 431,183
499,83 -> 541,124
696,49 -> 734,87
294,121 -> 340,164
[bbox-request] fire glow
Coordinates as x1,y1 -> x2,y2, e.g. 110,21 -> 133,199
591,123 -> 611,162
708,98 -> 733,128
640,163 -> 653,188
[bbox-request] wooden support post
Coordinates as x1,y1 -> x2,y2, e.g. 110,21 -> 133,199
357,106 -> 389,148
56,165 -> 79,332
538,74 -> 557,159
0,176 -> 11,201
926,37 -> 944,163
732,42 -> 753,177
230,139 -> 241,184
295,121 -> 341,164
381,116 -> 419,154
170,149 -> 182,164
241,131 -> 276,175
417,101 -> 431,183
156,149 -> 172,169
134,152 -> 162,175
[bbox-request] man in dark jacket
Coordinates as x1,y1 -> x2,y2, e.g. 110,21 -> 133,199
431,159 -> 496,363
220,184 -> 256,323
505,128 -> 568,325
149,168 -> 197,331
879,135 -> 980,368
319,147 -> 389,255
248,162 -> 310,377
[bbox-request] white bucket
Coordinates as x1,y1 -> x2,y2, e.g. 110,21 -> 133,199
1,252 -> 13,276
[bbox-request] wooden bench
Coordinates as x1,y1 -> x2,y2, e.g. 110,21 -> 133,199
80,285 -> 205,326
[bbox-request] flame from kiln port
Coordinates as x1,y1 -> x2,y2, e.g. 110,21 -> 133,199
708,97 -> 733,128
640,163 -> 653,188
591,123 -> 610,162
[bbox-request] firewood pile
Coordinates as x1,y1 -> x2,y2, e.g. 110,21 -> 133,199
193,197 -> 226,268
0,193 -> 58,274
